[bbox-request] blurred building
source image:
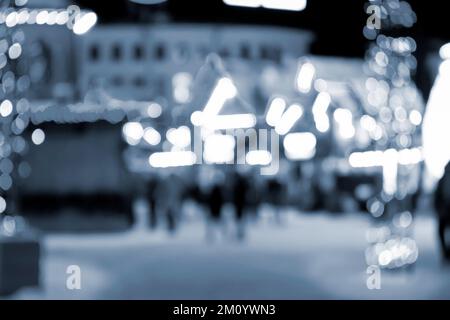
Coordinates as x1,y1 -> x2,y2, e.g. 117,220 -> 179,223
14,2 -> 313,211
76,24 -> 312,101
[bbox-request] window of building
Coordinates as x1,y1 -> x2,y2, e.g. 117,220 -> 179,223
89,45 -> 100,61
133,76 -> 147,87
111,44 -> 122,61
197,45 -> 209,60
154,43 -> 166,61
260,45 -> 282,64
133,44 -> 144,60
260,46 -> 270,60
219,47 -> 230,59
173,43 -> 189,64
111,76 -> 124,87
240,44 -> 251,60
272,47 -> 282,64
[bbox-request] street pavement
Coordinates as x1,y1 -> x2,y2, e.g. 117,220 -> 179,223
9,206 -> 450,300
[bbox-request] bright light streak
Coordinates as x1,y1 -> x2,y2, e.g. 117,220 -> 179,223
1,9 -> 97,27
149,151 -> 196,168
203,134 -> 235,164
398,148 -> 423,165
223,0 -> 307,11
349,149 -> 406,196
383,149 -> 398,196
334,108 -> 355,139
263,0 -> 307,11
275,104 -> 304,136
312,92 -> 331,133
246,150 -> 272,166
206,113 -> 256,130
349,148 -> 423,168
172,72 -> 192,104
223,0 -> 260,7
283,132 -> 317,160
296,62 -> 315,94
423,59 -> 450,180
203,77 -> 237,118
191,111 -> 255,129
73,12 -> 97,35
349,151 -> 384,168
266,97 -> 287,127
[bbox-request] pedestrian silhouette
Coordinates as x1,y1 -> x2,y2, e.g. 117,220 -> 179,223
435,162 -> 450,259
233,173 -> 248,240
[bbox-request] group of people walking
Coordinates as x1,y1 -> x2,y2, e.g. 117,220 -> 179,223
141,170 -> 284,241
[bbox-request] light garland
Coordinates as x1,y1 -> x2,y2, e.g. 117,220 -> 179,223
363,0 -> 421,271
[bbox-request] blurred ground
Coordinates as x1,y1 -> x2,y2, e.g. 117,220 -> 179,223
8,207 -> 450,300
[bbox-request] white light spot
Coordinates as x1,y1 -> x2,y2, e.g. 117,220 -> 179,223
8,43 -> 22,60
409,110 -> 422,126
35,10 -> 48,25
143,127 -> 161,146
0,100 -> 13,117
0,196 -> 6,214
73,12 -> 98,35
31,128 -> 45,145
378,250 -> 392,266
147,103 -> 162,118
122,122 -> 144,145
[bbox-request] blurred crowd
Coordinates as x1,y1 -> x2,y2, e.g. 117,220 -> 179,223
140,169 -> 287,241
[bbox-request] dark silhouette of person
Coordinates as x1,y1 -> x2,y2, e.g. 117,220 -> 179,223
204,183 -> 225,242
267,178 -> 283,223
146,177 -> 158,229
233,173 -> 248,239
208,184 -> 223,222
435,162 -> 450,259
267,178 -> 282,204
246,178 -> 260,220
154,174 -> 183,234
